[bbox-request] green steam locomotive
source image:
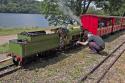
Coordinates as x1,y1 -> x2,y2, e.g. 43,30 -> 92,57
8,26 -> 82,65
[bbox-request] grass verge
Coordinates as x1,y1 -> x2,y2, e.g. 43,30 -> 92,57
0,43 -> 9,53
0,27 -> 53,36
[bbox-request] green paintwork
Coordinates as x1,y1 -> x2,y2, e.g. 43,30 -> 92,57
9,27 -> 81,58
24,34 -> 59,57
9,40 -> 23,57
68,28 -> 81,36
67,28 -> 81,40
9,33 -> 60,57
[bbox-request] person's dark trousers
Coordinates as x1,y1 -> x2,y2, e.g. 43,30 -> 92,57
88,42 -> 103,53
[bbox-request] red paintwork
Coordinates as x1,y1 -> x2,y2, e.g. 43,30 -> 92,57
81,14 -> 98,35
16,56 -> 23,63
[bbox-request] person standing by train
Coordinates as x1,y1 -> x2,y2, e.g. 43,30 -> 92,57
76,32 -> 105,53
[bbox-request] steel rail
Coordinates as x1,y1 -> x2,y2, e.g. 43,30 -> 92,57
97,46 -> 125,83
0,57 -> 12,63
0,64 -> 21,78
79,41 -> 125,82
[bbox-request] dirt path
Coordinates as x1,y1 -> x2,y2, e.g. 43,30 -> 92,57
0,53 -> 11,62
0,35 -> 16,45
0,35 -> 16,61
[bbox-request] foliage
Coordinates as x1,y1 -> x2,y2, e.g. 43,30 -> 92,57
95,0 -> 125,16
40,0 -> 125,26
0,0 -> 41,13
40,0 -> 61,16
40,0 -> 94,26
0,27 -> 45,36
40,0 -> 125,16
86,7 -> 108,15
40,0 -> 94,16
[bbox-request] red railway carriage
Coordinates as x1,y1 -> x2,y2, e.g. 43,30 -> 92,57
80,14 -> 124,36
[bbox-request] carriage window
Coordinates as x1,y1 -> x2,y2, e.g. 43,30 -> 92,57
98,18 -> 112,28
106,19 -> 112,26
98,20 -> 106,28
115,18 -> 121,25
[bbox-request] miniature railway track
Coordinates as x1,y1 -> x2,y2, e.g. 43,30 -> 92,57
0,57 -> 12,63
79,41 -> 125,83
0,64 -> 21,78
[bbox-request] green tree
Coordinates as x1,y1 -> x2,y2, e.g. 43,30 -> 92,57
0,0 -> 41,13
95,0 -> 125,16
40,0 -> 95,25
40,0 -> 60,16
40,0 -> 125,26
40,0 -> 94,16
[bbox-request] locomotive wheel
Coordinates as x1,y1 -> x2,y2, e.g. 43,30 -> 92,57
12,56 -> 23,66
12,57 -> 19,66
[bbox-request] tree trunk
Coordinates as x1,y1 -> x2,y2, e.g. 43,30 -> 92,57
82,0 -> 92,14
123,12 -> 125,16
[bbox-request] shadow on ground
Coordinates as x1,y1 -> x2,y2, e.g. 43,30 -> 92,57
103,30 -> 125,42
23,46 -> 84,70
98,51 -> 108,56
